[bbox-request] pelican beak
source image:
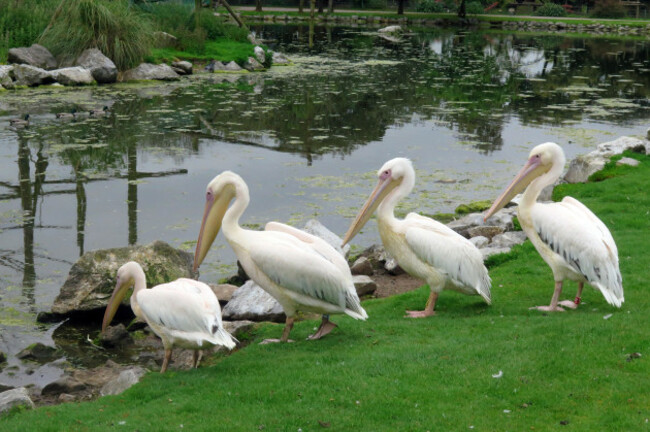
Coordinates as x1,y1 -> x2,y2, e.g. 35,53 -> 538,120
193,190 -> 231,272
342,176 -> 401,246
484,155 -> 547,221
102,276 -> 132,333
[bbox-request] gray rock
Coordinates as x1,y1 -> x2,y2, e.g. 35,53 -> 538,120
564,136 -> 647,183
470,235 -> 489,248
222,280 -> 285,323
51,241 -> 196,316
171,60 -> 192,75
223,320 -> 255,339
100,324 -> 133,348
12,64 -> 53,87
243,57 -> 264,72
16,343 -> 60,363
617,157 -> 640,167
100,367 -> 146,396
254,46 -> 266,64
350,256 -> 373,276
50,67 -> 94,86
122,63 -> 180,82
0,388 -> 34,416
223,61 -> 243,72
76,48 -> 117,84
42,377 -> 87,396
480,247 -> 512,260
8,44 -> 57,70
0,65 -> 13,89
271,51 -> 291,65
204,60 -> 225,72
303,219 -> 350,258
378,25 -> 402,33
210,283 -> 238,303
490,231 -> 527,249
58,393 -> 76,403
353,275 -> 377,296
468,225 -> 505,240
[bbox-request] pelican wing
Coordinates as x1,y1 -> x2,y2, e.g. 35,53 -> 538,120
248,231 -> 349,308
137,278 -> 227,338
532,199 -> 623,307
403,213 -> 492,303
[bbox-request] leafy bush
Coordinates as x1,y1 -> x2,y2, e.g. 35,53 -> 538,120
417,0 -> 445,12
590,0 -> 626,18
535,2 -> 567,16
466,1 -> 485,14
40,0 -> 153,70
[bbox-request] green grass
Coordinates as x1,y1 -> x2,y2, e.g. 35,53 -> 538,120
147,39 -> 256,65
2,152 -> 649,430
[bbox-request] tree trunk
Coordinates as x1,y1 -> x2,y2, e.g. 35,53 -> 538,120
195,0 -> 201,29
221,0 -> 248,28
328,0 -> 334,14
255,0 -> 262,12
458,0 -> 467,18
397,0 -> 404,14
299,0 -> 304,13
318,0 -> 324,13
310,0 -> 315,19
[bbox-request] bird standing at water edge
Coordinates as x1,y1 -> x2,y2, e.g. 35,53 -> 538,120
193,171 -> 368,343
102,261 -> 236,373
484,142 -> 623,311
342,158 -> 491,317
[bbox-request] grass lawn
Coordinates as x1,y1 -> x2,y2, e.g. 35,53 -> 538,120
1,152 -> 649,430
147,39 -> 256,66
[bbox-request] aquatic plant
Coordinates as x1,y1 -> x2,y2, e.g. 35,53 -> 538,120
39,0 -> 154,70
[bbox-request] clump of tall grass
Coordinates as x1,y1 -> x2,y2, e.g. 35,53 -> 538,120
39,0 -> 153,70
0,0 -> 55,62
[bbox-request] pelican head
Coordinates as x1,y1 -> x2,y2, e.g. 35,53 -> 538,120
193,171 -> 242,272
342,157 -> 414,246
484,142 -> 565,221
102,261 -> 140,333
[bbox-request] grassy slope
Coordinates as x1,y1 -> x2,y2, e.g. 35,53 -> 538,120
146,39 -> 256,65
2,153 -> 649,431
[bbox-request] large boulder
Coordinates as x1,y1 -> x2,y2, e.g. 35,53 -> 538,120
254,46 -> 266,64
0,388 -> 34,416
122,63 -> 180,82
50,67 -> 94,86
243,57 -> 264,72
12,64 -> 53,87
222,280 -> 285,322
76,48 -> 118,84
8,44 -> 57,70
378,25 -> 403,34
51,241 -> 196,316
171,60 -> 192,75
303,219 -> 350,258
0,65 -> 14,89
564,136 -> 647,183
223,61 -> 243,72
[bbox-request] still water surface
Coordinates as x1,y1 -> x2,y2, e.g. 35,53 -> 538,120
0,26 -> 648,386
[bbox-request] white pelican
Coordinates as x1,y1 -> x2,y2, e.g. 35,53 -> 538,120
484,142 -> 623,311
193,171 -> 368,343
102,261 -> 236,373
342,158 -> 491,317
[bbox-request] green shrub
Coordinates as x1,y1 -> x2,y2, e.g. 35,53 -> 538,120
40,0 -> 153,70
590,0 -> 626,18
466,1 -> 485,14
535,2 -> 567,16
417,0 -> 445,12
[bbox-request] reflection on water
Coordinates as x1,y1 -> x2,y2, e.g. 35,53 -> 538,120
0,26 -> 648,386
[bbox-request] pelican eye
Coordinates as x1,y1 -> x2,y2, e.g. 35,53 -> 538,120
380,169 -> 391,180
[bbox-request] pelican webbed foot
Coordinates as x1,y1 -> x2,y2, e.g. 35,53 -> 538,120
259,338 -> 295,344
405,309 -> 436,318
529,305 -> 565,312
307,315 -> 338,340
558,300 -> 579,309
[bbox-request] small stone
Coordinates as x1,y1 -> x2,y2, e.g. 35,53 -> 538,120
470,236 -> 489,249
16,343 -> 60,363
350,256 -> 373,276
171,60 -> 192,75
353,275 -> 377,296
58,393 -> 76,403
222,280 -> 285,323
223,61 -> 243,72
253,46 -> 266,64
100,324 -> 133,348
490,231 -> 527,249
616,157 -> 640,167
243,56 -> 264,72
468,226 -> 505,240
210,283 -> 238,303
100,367 -> 146,396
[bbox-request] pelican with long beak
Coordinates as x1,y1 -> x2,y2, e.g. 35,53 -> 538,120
102,261 -> 236,373
484,142 -> 623,311
343,158 -> 491,317
193,171 -> 368,343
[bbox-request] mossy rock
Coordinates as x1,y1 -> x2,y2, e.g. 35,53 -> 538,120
51,241 -> 196,317
429,212 -> 456,224
455,200 -> 493,215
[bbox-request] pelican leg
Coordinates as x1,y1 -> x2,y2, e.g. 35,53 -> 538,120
192,350 -> 203,368
307,315 -> 338,340
530,281 -> 565,312
406,291 -> 438,318
260,316 -> 295,344
161,348 -> 173,373
558,282 -> 584,310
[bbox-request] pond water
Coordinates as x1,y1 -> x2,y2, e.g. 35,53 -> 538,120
0,25 -> 648,387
